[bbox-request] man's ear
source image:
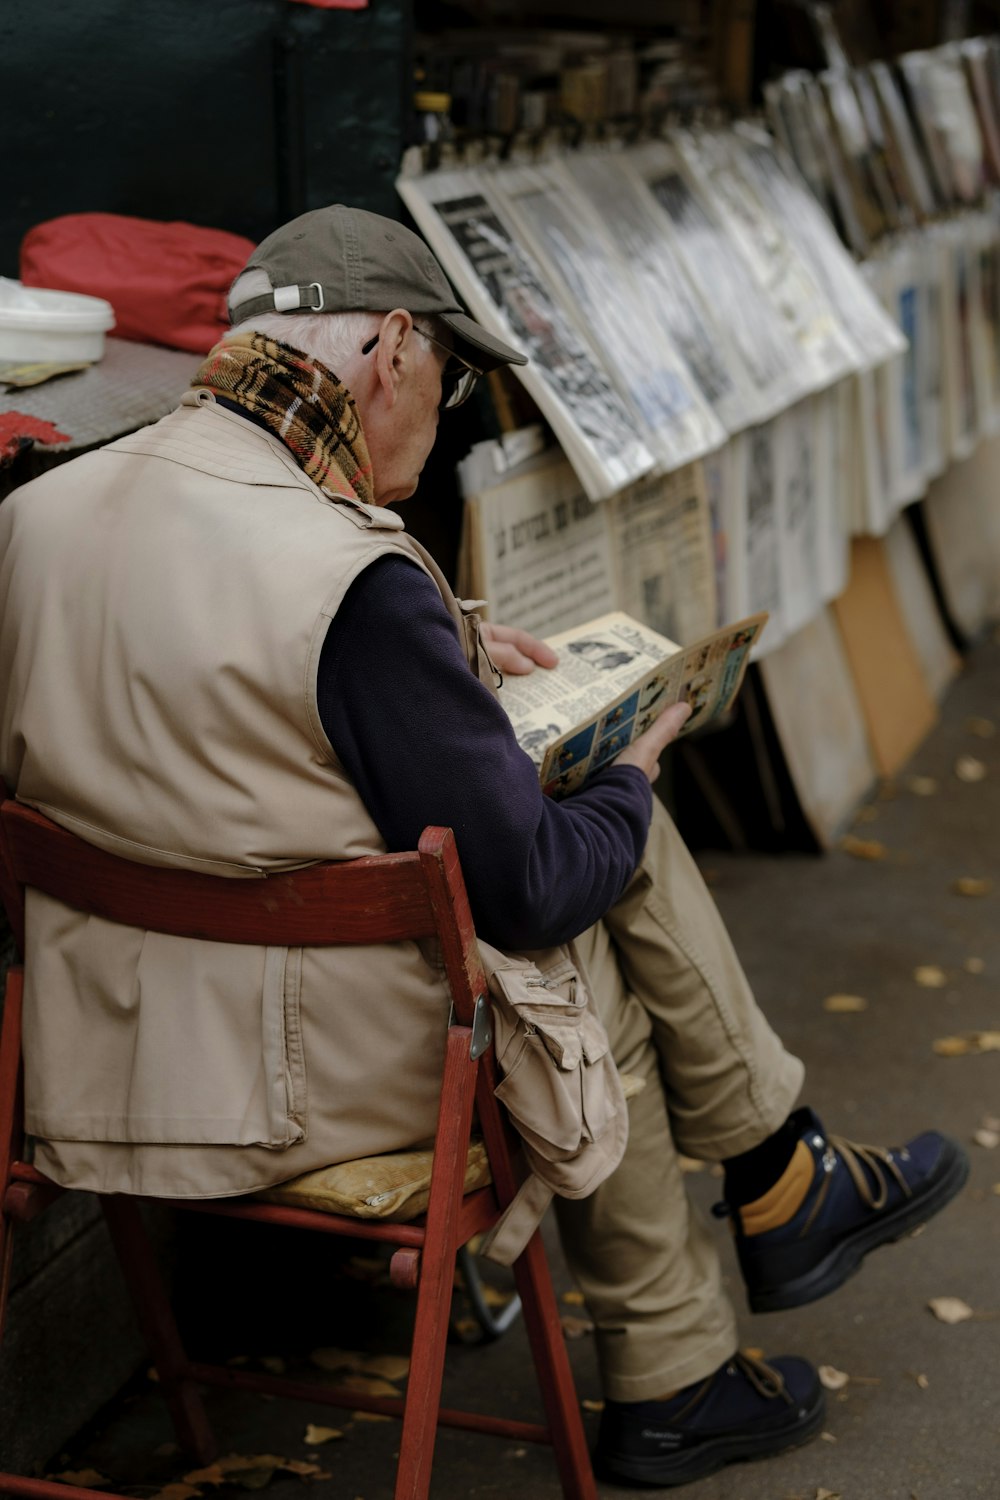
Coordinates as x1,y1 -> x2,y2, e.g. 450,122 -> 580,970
373,308 -> 414,407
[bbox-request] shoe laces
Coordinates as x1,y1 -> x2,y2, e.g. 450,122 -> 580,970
799,1133 -> 912,1234
674,1350 -> 793,1420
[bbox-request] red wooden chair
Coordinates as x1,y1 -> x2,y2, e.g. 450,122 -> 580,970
0,796 -> 597,1500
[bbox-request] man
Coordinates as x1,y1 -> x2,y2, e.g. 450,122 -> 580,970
0,205 -> 968,1489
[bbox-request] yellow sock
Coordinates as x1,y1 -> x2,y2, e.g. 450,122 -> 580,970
738,1140 -> 815,1235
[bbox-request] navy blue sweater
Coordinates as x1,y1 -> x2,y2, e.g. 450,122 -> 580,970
317,555 -> 652,951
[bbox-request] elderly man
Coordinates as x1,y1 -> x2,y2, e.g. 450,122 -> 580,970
0,206 -> 967,1490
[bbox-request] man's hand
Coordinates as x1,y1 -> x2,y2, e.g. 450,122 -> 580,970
615,702 -> 692,784
481,621 -> 559,676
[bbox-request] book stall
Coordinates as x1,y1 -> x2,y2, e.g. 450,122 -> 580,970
401,5 -> 1000,846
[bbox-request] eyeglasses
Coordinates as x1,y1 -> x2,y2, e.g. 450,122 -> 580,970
361,327 -> 483,409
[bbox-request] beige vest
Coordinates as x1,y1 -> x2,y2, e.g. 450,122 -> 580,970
0,393 -> 497,1197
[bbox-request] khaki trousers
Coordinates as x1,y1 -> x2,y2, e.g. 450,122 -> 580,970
556,798 -> 804,1402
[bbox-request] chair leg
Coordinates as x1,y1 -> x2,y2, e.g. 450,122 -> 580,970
512,1231 -> 598,1500
393,1030 -> 479,1500
99,1196 -> 217,1465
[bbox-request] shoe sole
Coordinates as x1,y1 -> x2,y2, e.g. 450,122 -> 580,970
593,1389 -> 826,1488
747,1136 -> 970,1314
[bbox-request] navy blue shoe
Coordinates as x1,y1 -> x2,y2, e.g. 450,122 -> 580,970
719,1107 -> 970,1313
593,1351 -> 824,1488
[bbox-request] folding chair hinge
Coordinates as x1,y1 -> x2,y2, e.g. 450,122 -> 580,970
469,993 -> 492,1059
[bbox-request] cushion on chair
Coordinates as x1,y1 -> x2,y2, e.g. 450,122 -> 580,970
257,1139 -> 492,1221
256,1073 -> 645,1222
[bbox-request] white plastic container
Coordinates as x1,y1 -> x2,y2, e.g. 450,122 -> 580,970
0,278 -> 116,362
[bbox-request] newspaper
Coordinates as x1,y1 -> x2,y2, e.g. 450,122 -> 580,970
560,147 -> 761,433
626,138 -> 815,423
499,610 -> 768,797
730,122 -> 906,370
490,159 -> 726,468
396,160 -> 655,501
457,445 -> 717,643
671,126 -> 863,391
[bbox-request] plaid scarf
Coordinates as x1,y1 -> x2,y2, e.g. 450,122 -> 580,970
191,333 -> 375,506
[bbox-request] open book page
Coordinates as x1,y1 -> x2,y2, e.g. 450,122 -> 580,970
498,610 -> 768,798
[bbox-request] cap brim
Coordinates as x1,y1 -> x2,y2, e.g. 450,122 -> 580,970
438,311 -> 528,371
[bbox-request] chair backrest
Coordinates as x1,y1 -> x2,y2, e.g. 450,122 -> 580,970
0,798 -> 487,1029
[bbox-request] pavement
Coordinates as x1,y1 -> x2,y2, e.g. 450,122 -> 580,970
47,640 -> 1000,1500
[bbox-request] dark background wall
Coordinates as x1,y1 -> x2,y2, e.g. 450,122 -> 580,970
0,0 -> 412,277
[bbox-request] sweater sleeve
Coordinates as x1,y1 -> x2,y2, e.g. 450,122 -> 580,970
316,553 -> 653,951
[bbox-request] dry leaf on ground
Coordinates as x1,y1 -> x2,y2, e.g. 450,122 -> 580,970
50,1472 -> 109,1488
955,756 -> 988,783
303,1426 -> 343,1446
678,1154 -> 705,1172
816,1488 -> 842,1500
928,1296 -> 974,1324
149,1484 -> 203,1500
337,1374 -> 400,1397
184,1456 -> 287,1486
823,994 -> 868,1013
840,834 -> 888,861
561,1289 -> 586,1305
966,717 -> 996,738
964,957 -> 986,974
820,1431 -> 837,1442
953,877 -> 993,897
581,1398 -> 605,1412
360,1353 -> 410,1381
351,1411 -> 391,1423
818,1365 -> 850,1390
560,1314 -> 595,1338
992,1183 -> 1000,1195
934,1031 -> 1000,1056
973,1128 -> 1000,1149
905,775 -> 939,796
913,1372 -> 930,1389
914,966 -> 948,989
258,1357 -> 285,1376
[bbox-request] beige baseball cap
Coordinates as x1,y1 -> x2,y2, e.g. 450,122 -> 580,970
229,204 -> 527,371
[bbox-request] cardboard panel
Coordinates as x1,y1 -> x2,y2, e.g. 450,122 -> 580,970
884,513 -> 961,702
759,606 -> 876,846
832,535 -> 938,776
923,433 -> 1000,639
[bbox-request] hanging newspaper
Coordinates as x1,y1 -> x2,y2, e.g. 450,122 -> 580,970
813,385 -> 851,603
765,71 -> 871,257
869,236 -> 927,508
559,147 -> 761,433
489,159 -> 726,469
499,610 -> 768,798
671,125 -> 863,391
969,207 -> 1000,436
702,438 -> 748,627
773,400 -> 823,638
938,219 -> 982,461
731,122 -> 906,370
867,61 -> 938,221
397,160 -> 654,501
743,420 -> 786,648
919,230 -> 948,480
457,444 -> 717,644
625,138 -> 816,422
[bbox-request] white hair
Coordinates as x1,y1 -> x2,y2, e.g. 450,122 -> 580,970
227,267 -> 450,370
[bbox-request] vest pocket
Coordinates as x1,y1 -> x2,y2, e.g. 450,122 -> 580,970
490,954 -> 615,1157
23,896 -> 308,1150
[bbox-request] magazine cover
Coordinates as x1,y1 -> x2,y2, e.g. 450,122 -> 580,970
499,610 -> 768,797
397,161 -> 655,501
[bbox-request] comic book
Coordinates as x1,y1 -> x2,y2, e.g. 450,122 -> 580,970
499,610 -> 767,797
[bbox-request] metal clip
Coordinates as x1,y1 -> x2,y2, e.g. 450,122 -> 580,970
469,993 -> 492,1059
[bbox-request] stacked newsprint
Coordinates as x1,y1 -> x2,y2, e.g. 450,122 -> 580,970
398,35 -> 1000,839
